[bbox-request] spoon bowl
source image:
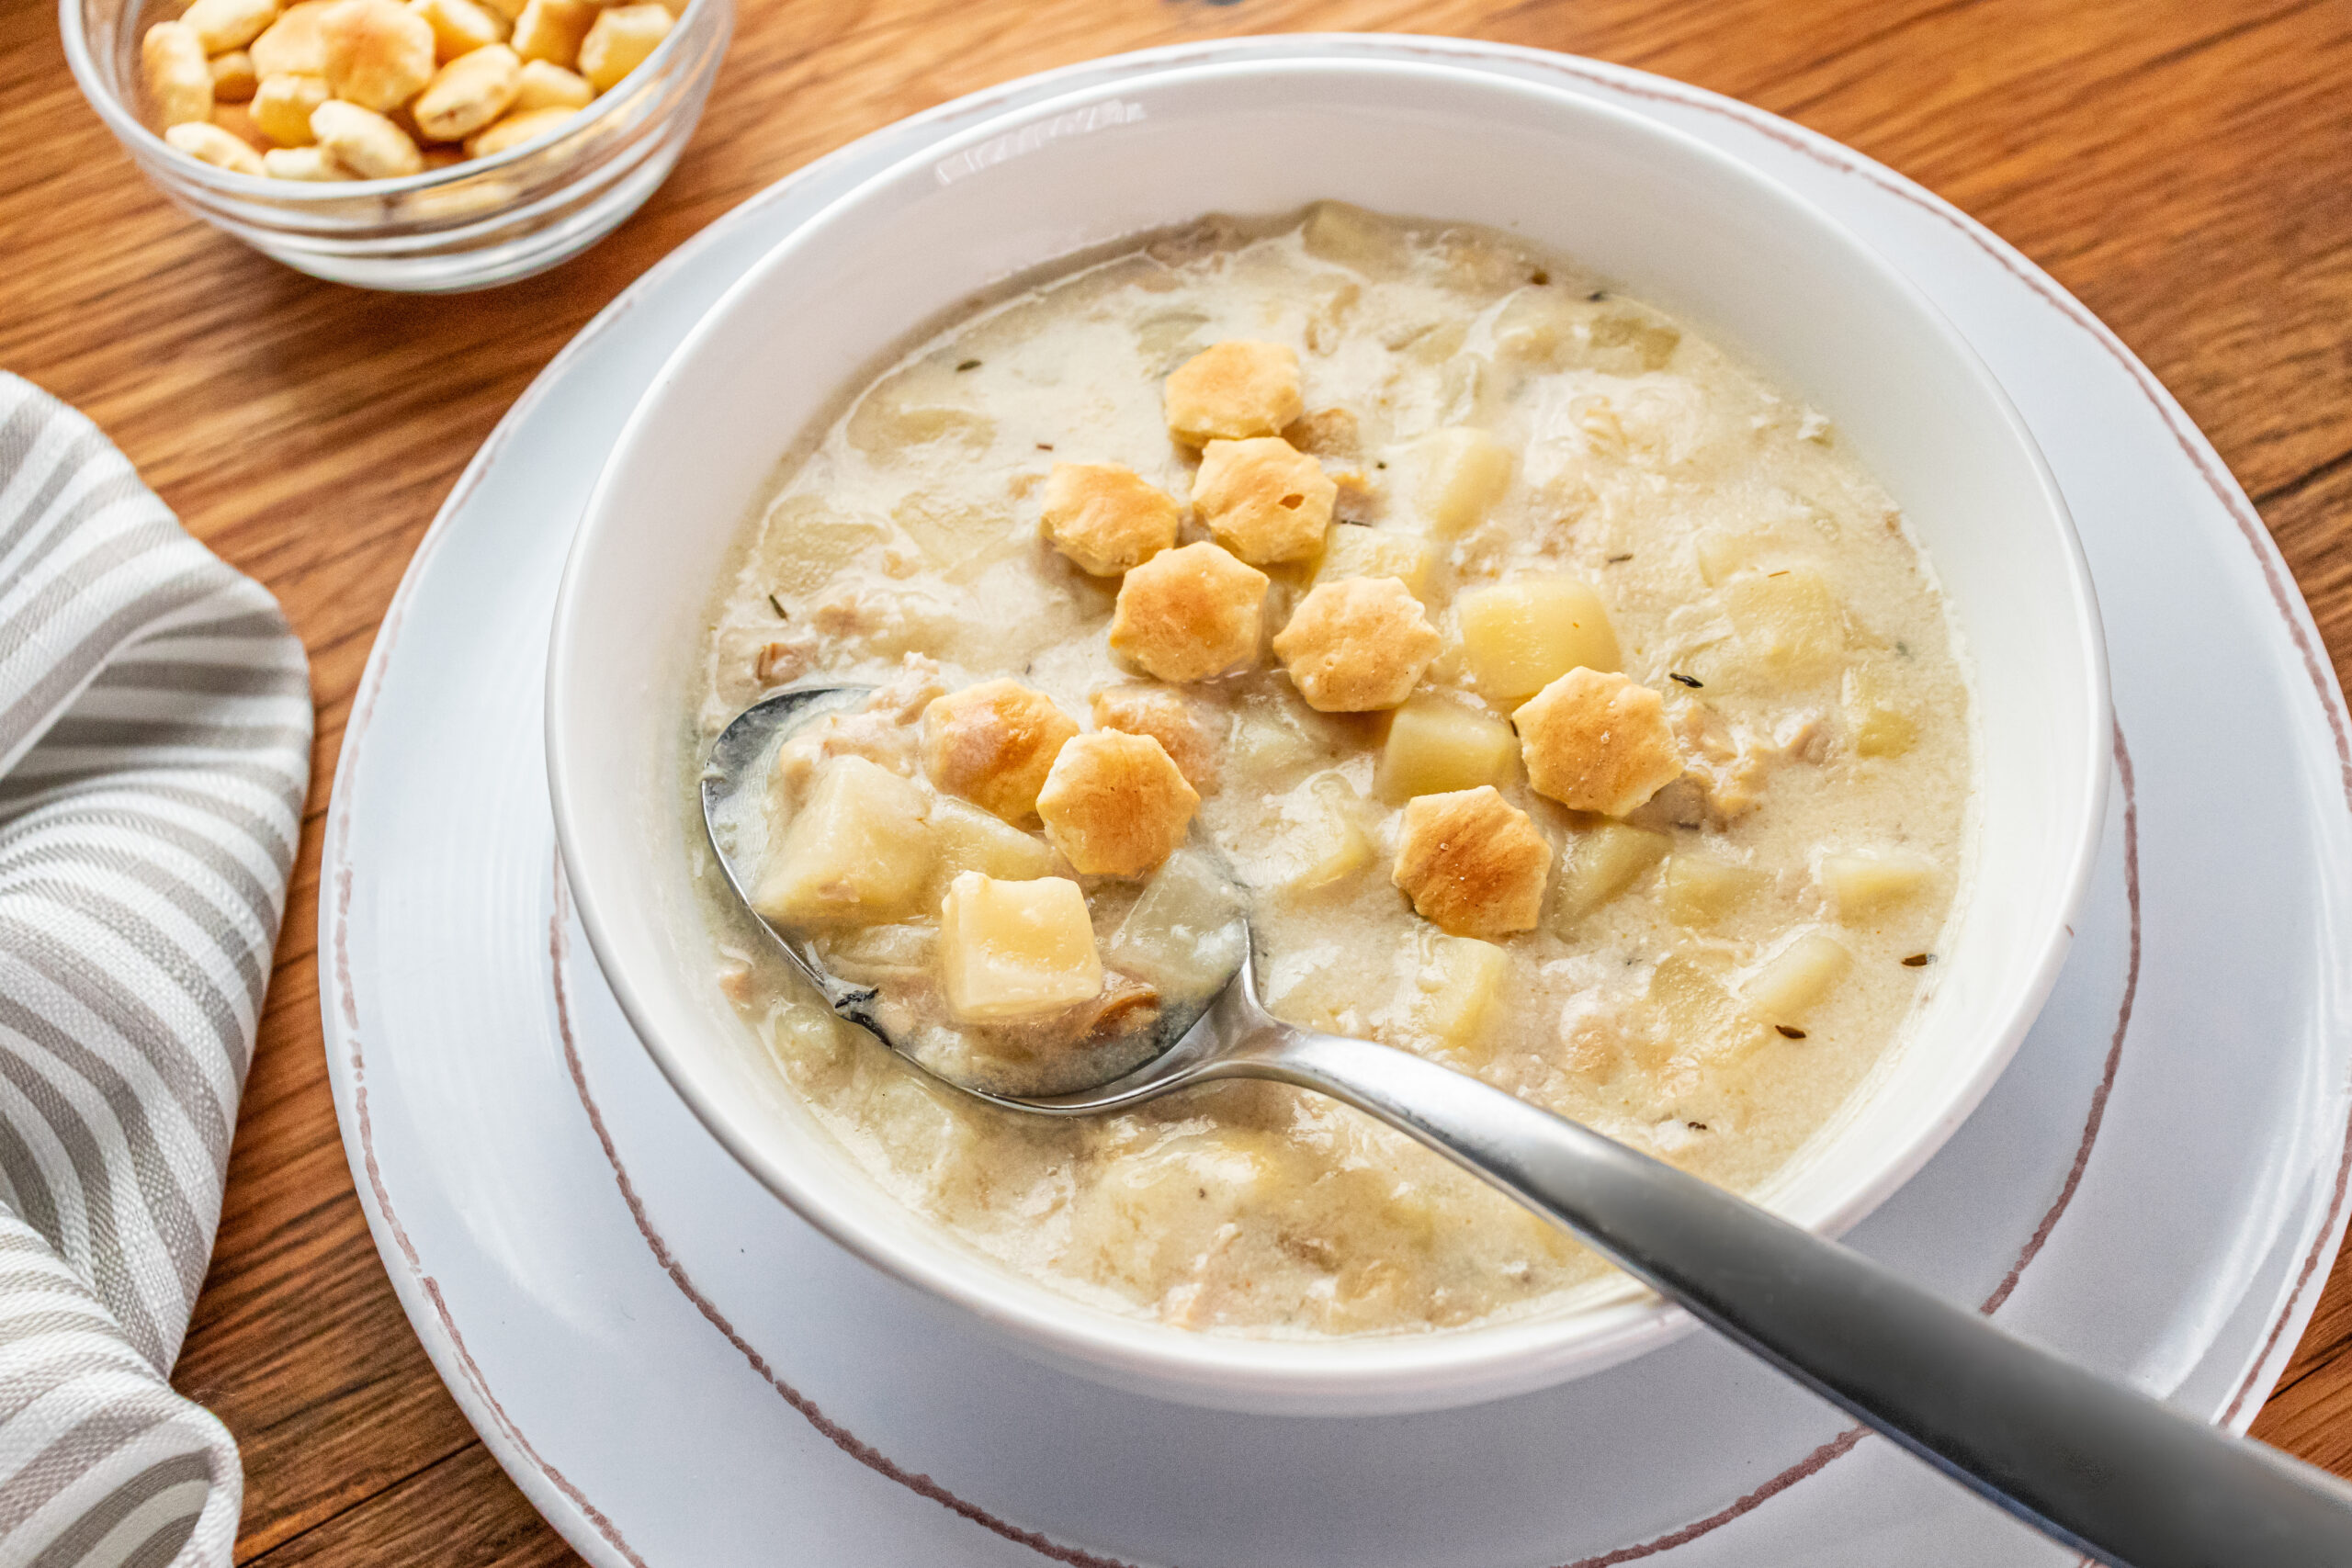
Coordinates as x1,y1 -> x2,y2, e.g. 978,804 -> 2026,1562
698,681 -> 1253,1106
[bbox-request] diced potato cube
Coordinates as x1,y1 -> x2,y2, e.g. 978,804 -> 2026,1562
1723,567 -> 1846,682
1314,524 -> 1433,599
1842,664 -> 1918,758
1692,531 -> 1746,589
754,755 -> 933,927
1489,288 -> 1585,368
1064,1127 -> 1290,1307
1262,954 -> 1355,1034
865,1071 -> 978,1182
824,922 -> 934,985
845,381 -> 992,453
1300,199 -> 1410,275
1036,730 -> 1200,877
1850,709 -> 1917,760
1818,851 -> 1938,918
920,679 -> 1080,824
1586,308 -> 1680,375
1278,773 -> 1373,897
1691,526 -> 1807,587
1663,855 -> 1763,927
1040,462 -> 1180,577
1440,229 -> 1543,294
1413,426 -> 1513,535
1548,821 -> 1670,932
761,494 -> 895,602
1272,576 -> 1442,713
1106,850 -> 1245,997
1395,933 -> 1510,1062
1374,694 -> 1519,804
1648,950 -> 1766,1062
1393,786 -> 1551,939
1293,817 -> 1373,896
1514,668 -> 1683,817
1134,308 -> 1208,373
889,491 -> 1001,581
1225,705 -> 1318,782
1742,930 -> 1852,1022
765,999 -> 854,1092
1163,341 -> 1303,446
936,874 -> 1103,1021
1490,292 -> 1679,377
1192,436 -> 1336,565
1454,575 -> 1622,702
926,796 -> 1057,888
1109,541 -> 1268,683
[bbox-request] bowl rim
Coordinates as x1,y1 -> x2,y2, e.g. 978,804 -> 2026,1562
60,0 -> 722,198
548,53 -> 2112,1410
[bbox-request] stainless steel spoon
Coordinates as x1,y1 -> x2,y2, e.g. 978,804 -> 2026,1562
705,682 -> 2352,1568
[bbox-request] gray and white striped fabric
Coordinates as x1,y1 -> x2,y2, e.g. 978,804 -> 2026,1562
0,375 -> 310,1568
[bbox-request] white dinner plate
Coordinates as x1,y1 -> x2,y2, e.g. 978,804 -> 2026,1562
320,35 -> 2352,1568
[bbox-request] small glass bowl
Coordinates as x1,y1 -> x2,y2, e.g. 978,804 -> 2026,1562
62,0 -> 731,291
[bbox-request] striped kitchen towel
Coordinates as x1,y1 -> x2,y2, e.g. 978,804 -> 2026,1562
0,375 -> 310,1567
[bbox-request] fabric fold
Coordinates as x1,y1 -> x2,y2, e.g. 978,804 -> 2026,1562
0,374 -> 311,1568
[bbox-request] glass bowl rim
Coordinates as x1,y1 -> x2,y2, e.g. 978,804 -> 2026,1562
60,0 -> 720,201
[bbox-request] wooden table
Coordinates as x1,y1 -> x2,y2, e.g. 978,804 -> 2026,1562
4,0 -> 2349,1560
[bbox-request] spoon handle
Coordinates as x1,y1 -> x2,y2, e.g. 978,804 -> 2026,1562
1240,1027 -> 2352,1568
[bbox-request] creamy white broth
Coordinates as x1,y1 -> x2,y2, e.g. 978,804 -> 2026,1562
690,204 -> 1971,1336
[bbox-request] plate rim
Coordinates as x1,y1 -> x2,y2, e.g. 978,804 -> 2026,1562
319,31 -> 2352,1568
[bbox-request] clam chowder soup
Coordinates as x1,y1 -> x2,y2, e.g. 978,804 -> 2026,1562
692,203 -> 1971,1336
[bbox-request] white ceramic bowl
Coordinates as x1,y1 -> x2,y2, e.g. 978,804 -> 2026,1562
548,57 -> 2110,1416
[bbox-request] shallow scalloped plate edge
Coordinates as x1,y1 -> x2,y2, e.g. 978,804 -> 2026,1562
318,32 -> 2352,1567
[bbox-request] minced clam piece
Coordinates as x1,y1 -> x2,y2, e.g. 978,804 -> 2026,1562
698,202 -> 1969,1337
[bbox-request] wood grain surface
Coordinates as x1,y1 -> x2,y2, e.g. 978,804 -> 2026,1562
3,0 -> 2349,1560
